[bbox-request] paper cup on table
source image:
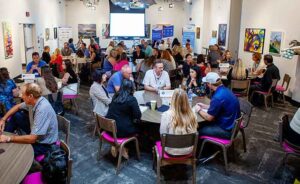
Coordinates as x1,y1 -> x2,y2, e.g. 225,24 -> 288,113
150,100 -> 157,111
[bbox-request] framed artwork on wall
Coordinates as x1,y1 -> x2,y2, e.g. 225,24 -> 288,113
2,22 -> 13,59
269,31 -> 283,56
212,30 -> 217,38
244,28 -> 266,54
101,24 -> 110,39
196,27 -> 200,39
218,24 -> 227,46
54,27 -> 57,39
45,28 -> 50,41
78,24 -> 97,38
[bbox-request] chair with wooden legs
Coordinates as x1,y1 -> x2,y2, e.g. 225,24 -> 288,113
238,98 -> 253,152
153,133 -> 198,184
230,80 -> 251,99
250,79 -> 278,110
96,114 -> 140,174
275,74 -> 291,103
198,116 -> 243,174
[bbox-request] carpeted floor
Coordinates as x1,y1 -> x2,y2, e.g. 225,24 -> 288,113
63,85 -> 300,184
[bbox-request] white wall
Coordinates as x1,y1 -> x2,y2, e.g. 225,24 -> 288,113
65,0 -> 185,48
238,0 -> 300,101
185,0 -> 231,54
0,0 -> 65,78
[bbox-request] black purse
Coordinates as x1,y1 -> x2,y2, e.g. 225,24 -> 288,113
42,145 -> 67,184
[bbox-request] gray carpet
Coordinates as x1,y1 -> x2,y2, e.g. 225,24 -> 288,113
63,85 -> 299,184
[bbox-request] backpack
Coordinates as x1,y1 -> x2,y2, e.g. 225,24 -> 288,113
48,92 -> 64,116
42,144 -> 67,184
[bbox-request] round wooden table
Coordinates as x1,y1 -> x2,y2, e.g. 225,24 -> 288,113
134,90 -> 211,124
0,132 -> 34,184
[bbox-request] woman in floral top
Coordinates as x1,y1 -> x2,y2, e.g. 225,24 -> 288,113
186,66 -> 206,97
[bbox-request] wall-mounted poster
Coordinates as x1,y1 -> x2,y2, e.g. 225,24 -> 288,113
162,25 -> 174,38
2,22 -> 13,59
78,24 -> 96,38
196,27 -> 200,39
54,27 -> 57,39
244,28 -> 266,54
182,24 -> 195,49
102,24 -> 110,39
218,24 -> 227,46
145,24 -> 151,38
45,28 -> 50,41
152,25 -> 163,41
269,31 -> 283,56
212,30 -> 217,38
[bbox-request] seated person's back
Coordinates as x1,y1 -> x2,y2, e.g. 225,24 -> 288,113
106,79 -> 141,138
160,89 -> 198,155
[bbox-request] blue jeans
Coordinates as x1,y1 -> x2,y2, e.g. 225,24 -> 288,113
4,110 -> 31,134
199,122 -> 232,139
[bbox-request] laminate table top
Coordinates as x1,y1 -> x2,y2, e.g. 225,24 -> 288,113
0,132 -> 34,184
134,90 -> 211,124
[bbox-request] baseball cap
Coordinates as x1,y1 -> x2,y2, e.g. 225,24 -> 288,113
202,72 -> 220,84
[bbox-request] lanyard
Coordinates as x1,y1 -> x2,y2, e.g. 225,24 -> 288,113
153,71 -> 162,87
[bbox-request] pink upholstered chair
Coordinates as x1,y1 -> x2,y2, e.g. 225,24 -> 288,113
153,133 -> 198,184
22,172 -> 44,184
250,79 -> 278,110
275,74 -> 291,103
96,114 -> 140,174
230,80 -> 251,99
238,98 -> 253,152
198,116 -> 243,174
279,114 -> 300,166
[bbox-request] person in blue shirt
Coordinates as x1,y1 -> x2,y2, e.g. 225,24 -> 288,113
195,72 -> 241,139
107,65 -> 132,94
68,38 -> 76,53
80,43 -> 90,58
26,52 -> 47,77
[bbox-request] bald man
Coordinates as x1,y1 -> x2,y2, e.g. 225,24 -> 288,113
107,65 -> 132,94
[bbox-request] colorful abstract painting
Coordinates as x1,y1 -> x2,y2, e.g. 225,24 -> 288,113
244,28 -> 266,54
2,22 -> 13,59
218,24 -> 227,46
101,24 -> 110,39
78,24 -> 97,38
45,28 -> 50,41
269,31 -> 283,55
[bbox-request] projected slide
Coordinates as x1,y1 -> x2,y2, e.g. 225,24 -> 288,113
110,13 -> 145,37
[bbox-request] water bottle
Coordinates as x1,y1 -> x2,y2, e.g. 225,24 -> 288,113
188,89 -> 193,107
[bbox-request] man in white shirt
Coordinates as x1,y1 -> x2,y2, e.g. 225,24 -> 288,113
143,61 -> 171,93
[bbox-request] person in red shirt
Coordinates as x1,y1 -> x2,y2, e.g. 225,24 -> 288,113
50,48 -> 63,77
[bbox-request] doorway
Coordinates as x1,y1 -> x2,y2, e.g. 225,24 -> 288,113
19,24 -> 36,65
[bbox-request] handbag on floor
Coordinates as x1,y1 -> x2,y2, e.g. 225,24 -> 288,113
42,144 -> 67,184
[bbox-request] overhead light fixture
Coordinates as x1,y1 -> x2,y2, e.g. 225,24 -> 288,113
169,3 -> 174,8
83,0 -> 99,9
158,6 -> 163,11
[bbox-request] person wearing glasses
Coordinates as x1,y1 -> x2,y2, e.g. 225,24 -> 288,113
143,60 -> 171,93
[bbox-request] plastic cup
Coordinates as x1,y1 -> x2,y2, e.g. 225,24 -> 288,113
150,100 -> 157,111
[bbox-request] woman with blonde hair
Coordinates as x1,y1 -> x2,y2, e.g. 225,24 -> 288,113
226,58 -> 248,87
160,88 -> 198,155
50,48 -> 63,77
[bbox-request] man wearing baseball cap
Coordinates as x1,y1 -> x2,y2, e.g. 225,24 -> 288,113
195,72 -> 241,139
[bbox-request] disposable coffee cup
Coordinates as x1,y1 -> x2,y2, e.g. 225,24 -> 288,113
150,100 -> 157,111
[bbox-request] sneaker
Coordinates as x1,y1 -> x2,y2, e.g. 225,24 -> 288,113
111,146 -> 117,158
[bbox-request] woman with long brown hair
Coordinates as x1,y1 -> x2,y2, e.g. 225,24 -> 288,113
160,88 -> 198,155
36,67 -> 58,95
160,50 -> 176,72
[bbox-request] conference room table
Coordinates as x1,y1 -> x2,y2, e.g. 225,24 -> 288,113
0,132 -> 34,184
134,90 -> 211,124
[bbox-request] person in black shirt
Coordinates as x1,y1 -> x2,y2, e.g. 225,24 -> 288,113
250,54 -> 280,105
106,79 -> 141,138
42,46 -> 51,64
132,45 -> 145,65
